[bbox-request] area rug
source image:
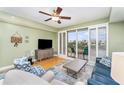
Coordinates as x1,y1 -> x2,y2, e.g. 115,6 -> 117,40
48,67 -> 77,84
48,59 -> 94,85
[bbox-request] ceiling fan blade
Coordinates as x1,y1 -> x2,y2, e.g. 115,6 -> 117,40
57,20 -> 61,24
56,7 -> 62,15
59,16 -> 71,20
39,11 -> 52,16
45,18 -> 52,21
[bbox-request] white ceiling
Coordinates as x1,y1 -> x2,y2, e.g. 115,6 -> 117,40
110,7 -> 124,23
0,7 -> 111,28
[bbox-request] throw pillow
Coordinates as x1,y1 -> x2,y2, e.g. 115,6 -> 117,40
14,57 -> 28,64
99,56 -> 111,68
14,57 -> 31,70
14,61 -> 31,71
14,57 -> 46,77
30,66 -> 46,77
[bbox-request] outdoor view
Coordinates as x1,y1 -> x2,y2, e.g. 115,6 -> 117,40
67,30 -> 76,58
77,28 -> 88,60
67,28 -> 88,60
67,26 -> 107,61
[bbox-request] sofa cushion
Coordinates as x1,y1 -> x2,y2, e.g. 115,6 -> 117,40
91,73 -> 119,85
3,70 -> 49,85
93,66 -> 110,77
99,56 -> 111,68
41,70 -> 55,82
96,62 -> 110,70
87,78 -> 105,85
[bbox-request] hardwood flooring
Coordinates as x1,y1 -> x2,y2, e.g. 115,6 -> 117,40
33,56 -> 65,70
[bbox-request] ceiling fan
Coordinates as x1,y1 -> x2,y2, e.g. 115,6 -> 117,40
39,7 -> 71,24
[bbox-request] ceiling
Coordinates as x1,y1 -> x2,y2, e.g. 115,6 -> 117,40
0,7 -> 111,29
110,7 -> 124,23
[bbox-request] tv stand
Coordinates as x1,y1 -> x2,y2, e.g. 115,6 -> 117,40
35,48 -> 54,60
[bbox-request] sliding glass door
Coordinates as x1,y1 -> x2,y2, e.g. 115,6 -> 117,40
89,26 -> 108,61
77,28 -> 88,60
67,30 -> 76,58
98,26 -> 107,57
89,28 -> 96,61
58,24 -> 108,61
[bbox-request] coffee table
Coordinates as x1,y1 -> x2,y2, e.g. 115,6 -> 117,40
63,59 -> 87,79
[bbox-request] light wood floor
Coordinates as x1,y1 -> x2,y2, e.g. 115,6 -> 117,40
33,56 -> 65,70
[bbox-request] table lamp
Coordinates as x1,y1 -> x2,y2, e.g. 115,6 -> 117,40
111,52 -> 124,85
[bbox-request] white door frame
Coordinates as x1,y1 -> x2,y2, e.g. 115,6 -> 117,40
58,31 -> 67,56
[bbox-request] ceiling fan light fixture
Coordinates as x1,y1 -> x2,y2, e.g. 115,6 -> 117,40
39,7 -> 71,24
52,16 -> 59,21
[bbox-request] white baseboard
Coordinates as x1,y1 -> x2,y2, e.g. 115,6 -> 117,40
54,54 -> 58,56
58,55 -> 74,60
0,65 -> 14,73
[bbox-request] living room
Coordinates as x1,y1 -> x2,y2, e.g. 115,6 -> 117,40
0,7 -> 124,85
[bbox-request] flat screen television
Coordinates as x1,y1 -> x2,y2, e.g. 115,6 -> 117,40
38,39 -> 52,49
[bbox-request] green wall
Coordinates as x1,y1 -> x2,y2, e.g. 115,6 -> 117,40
109,21 -> 124,56
0,13 -> 58,68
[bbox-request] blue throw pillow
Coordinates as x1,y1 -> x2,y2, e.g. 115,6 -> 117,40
99,56 -> 111,68
14,57 -> 31,70
14,57 -> 46,77
30,66 -> 46,77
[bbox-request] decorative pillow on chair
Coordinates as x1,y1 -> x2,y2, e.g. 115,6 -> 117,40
99,56 -> 111,68
14,57 -> 28,63
14,57 -> 46,77
14,57 -> 31,72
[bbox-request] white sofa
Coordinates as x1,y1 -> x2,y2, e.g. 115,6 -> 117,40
1,70 -> 68,85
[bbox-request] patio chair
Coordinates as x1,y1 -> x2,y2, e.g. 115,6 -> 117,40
83,46 -> 88,60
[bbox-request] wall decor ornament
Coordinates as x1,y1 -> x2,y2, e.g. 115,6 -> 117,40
11,32 -> 22,47
25,36 -> 29,43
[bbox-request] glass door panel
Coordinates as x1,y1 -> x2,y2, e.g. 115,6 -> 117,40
63,32 -> 66,55
98,26 -> 107,57
67,30 -> 76,58
59,33 -> 62,54
89,28 -> 96,61
77,28 -> 88,60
